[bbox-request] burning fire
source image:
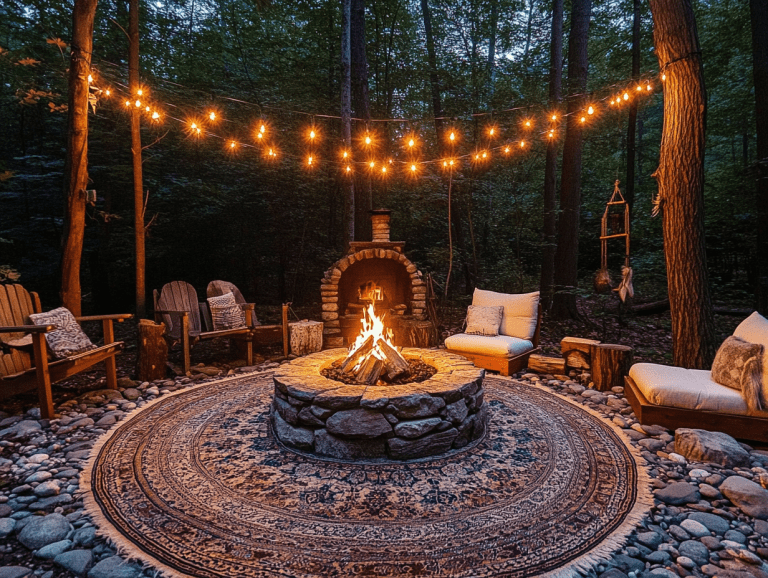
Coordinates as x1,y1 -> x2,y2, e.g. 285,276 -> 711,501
349,304 -> 394,371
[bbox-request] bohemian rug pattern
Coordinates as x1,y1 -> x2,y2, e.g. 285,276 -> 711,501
83,373 -> 652,578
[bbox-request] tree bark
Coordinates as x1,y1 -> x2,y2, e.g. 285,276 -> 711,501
341,0 -> 355,245
420,0 -> 444,144
351,0 -> 371,240
648,0 -> 715,368
539,0 -> 563,312
61,0 -> 99,316
129,0 -> 146,318
551,0 -> 591,320
626,0 -> 641,217
751,0 -> 768,313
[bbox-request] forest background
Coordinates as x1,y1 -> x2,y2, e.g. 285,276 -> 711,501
0,0 -> 760,343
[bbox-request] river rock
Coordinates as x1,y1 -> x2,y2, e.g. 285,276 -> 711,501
33,481 -> 60,498
680,519 -> 710,538
719,475 -> 768,519
0,421 -> 41,439
688,512 -> 731,535
674,429 -> 751,468
655,482 -> 700,505
0,567 -> 33,578
326,409 -> 392,439
443,399 -> 468,425
87,555 -> 142,578
35,539 -> 72,559
678,540 -> 710,566
54,549 -> 93,575
17,513 -> 71,550
0,518 -> 16,538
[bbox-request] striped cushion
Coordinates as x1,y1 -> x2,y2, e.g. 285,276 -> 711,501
207,292 -> 246,330
29,307 -> 96,359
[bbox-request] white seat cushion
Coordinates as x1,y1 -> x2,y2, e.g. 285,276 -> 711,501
629,362 -> 768,417
445,333 -> 534,357
472,289 -> 539,340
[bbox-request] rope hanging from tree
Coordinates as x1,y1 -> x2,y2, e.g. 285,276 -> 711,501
594,180 -> 634,302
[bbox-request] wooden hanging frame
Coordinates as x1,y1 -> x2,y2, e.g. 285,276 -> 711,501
600,180 -> 630,271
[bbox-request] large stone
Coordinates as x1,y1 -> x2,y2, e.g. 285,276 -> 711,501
654,482 -> 700,505
273,396 -> 300,425
387,392 -> 445,419
54,549 -> 93,576
27,493 -> 73,511
35,539 -> 72,559
17,513 -> 71,550
387,428 -> 458,460
87,556 -> 142,578
0,567 -> 33,578
0,518 -> 16,538
680,519 -> 710,538
444,399 -> 468,425
674,429 -> 751,468
313,386 -> 366,410
394,417 -> 442,439
326,409 -> 392,439
297,406 -> 325,426
0,420 -> 41,439
678,540 -> 710,566
719,475 -> 768,519
472,404 -> 489,440
636,531 -> 664,548
687,512 -> 731,535
314,429 -> 386,460
272,411 -> 314,450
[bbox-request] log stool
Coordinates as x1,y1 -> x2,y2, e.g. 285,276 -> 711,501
289,320 -> 324,356
137,319 -> 168,382
589,343 -> 633,392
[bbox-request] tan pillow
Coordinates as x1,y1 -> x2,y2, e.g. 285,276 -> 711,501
472,289 -> 539,340
711,336 -> 765,412
465,305 -> 504,336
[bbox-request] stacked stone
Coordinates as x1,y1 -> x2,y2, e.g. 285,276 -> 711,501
271,349 -> 488,460
320,249 -> 428,348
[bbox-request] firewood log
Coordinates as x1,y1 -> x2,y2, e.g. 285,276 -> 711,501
378,338 -> 410,380
355,355 -> 384,385
340,334 -> 374,373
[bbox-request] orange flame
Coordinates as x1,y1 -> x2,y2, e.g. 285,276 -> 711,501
349,304 -> 395,370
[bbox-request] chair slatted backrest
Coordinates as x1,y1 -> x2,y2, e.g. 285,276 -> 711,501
0,284 -> 38,377
156,281 -> 202,340
206,280 -> 246,304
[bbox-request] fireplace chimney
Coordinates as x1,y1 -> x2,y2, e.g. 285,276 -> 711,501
370,209 -> 391,243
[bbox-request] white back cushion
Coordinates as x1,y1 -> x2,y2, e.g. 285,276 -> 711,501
472,289 -> 539,340
733,310 -> 768,383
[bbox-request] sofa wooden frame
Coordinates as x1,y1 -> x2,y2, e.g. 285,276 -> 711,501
624,374 -> 768,443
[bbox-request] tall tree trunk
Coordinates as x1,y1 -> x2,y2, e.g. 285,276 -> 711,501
539,0 -> 563,312
129,0 -> 145,318
420,0 -> 444,144
342,0 -> 355,245
626,0 -> 641,217
551,0 -> 591,320
61,0 -> 98,316
649,0 -> 715,368
351,0 -> 371,239
751,0 -> 768,312
486,0 -> 498,105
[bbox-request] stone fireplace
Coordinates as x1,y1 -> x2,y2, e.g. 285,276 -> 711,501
321,210 -> 435,349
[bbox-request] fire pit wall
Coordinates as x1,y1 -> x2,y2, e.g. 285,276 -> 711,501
321,210 -> 433,349
271,349 -> 488,461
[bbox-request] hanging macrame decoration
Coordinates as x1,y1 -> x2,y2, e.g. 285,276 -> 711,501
594,180 -> 634,302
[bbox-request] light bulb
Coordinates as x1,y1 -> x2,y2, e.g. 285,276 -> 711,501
489,128 -> 495,136
308,156 -> 313,165
369,161 -> 375,168
410,164 -> 417,172
636,85 -> 642,91
145,106 -> 150,112
365,135 -> 371,145
309,130 -> 316,139
551,114 -> 557,121
623,92 -> 629,100
482,151 -> 487,158
646,84 -> 652,91
209,111 -> 216,120
525,120 -> 531,127
520,141 -> 526,148
87,75 -> 93,83
191,122 -> 197,129
230,141 -> 236,149
259,124 -> 265,133
588,106 -> 594,115
135,100 -> 141,107
106,89 -> 110,96
662,74 -> 666,81
504,146 -> 510,153
137,89 -> 143,96
257,133 -> 263,139
580,117 -> 586,123
125,100 -> 130,106
449,132 -> 455,141
343,151 -> 348,159
381,166 -> 387,174
152,112 -> 159,120
449,159 -> 454,166
408,139 -> 414,147
346,165 -> 351,173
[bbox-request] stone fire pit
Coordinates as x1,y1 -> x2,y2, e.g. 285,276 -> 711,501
271,349 -> 487,461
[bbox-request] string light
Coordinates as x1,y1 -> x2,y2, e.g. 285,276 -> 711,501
307,155 -> 314,166
124,100 -> 130,107
623,92 -> 629,101
364,134 -> 372,145
449,131 -> 456,142
646,84 -> 652,91
229,141 -> 237,149
580,116 -> 586,123
145,106 -> 150,112
551,114 -> 557,121
520,141 -> 526,148
488,126 -> 496,137
135,99 -> 141,107
524,120 -> 532,128
209,111 -> 216,121
87,74 -> 93,83
662,74 -> 667,81
309,129 -> 316,140
105,89 -> 110,96
345,165 -> 351,173
504,146 -> 511,154
410,163 -> 417,172
369,161 -> 375,169
342,150 -> 349,159
636,85 -> 643,91
151,111 -> 160,120
548,130 -> 555,138
588,106 -> 594,115
137,89 -> 143,96
381,166 -> 387,174
407,137 -> 415,148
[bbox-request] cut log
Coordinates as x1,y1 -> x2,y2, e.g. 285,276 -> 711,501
289,320 -> 324,356
355,355 -> 384,385
391,318 -> 436,347
560,336 -> 601,369
341,334 -> 374,373
590,343 -> 633,392
378,338 -> 410,380
137,319 -> 167,382
527,354 -> 567,375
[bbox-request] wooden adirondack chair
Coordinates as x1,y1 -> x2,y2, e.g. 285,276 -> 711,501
0,284 -> 132,419
153,281 -> 256,374
206,280 -> 288,355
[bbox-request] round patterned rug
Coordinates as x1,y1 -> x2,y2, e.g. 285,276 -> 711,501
82,373 -> 652,578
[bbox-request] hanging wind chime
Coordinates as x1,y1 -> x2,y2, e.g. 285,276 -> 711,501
594,180 -> 634,302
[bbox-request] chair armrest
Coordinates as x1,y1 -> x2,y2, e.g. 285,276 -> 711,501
76,314 -> 134,323
154,310 -> 189,317
0,324 -> 56,334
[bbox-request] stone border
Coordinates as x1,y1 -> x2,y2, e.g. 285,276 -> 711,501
321,249 -> 428,348
271,349 -> 488,461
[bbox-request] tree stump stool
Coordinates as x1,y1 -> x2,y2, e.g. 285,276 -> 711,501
560,337 -> 601,370
589,343 -> 633,392
137,319 -> 168,382
289,320 -> 323,356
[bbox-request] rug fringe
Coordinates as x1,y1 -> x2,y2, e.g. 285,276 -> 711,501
80,370 -> 275,578
494,376 -> 655,578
